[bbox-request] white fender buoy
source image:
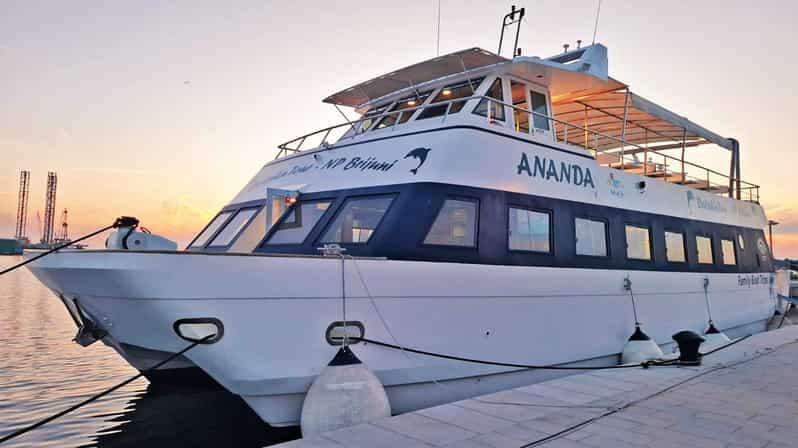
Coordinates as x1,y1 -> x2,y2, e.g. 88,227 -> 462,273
300,346 -> 391,437
621,326 -> 663,364
700,322 -> 730,350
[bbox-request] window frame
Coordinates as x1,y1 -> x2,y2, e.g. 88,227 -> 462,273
472,76 -> 507,123
573,215 -> 610,258
416,77 -> 485,121
624,223 -> 653,262
663,229 -> 688,264
316,193 -> 398,246
421,196 -> 481,249
187,210 -> 236,249
506,205 -> 553,254
206,206 -> 264,249
371,91 -> 433,130
261,198 -> 335,246
721,238 -> 738,266
695,234 -> 715,265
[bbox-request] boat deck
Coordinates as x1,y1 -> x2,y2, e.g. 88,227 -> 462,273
276,323 -> 798,448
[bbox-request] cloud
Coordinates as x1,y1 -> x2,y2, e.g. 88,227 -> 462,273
161,195 -> 216,225
69,167 -> 160,176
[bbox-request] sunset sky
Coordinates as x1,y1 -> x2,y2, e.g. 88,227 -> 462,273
2,1 -> 797,256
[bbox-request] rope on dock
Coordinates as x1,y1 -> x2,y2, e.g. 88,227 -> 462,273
0,333 -> 213,445
517,338 -> 797,448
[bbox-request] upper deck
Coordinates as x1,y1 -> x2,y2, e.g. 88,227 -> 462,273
273,45 -> 759,202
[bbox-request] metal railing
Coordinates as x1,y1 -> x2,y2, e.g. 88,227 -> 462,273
274,95 -> 760,202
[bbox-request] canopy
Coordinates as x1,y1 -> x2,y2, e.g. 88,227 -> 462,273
552,89 -> 734,152
323,44 -> 734,153
323,48 -> 506,108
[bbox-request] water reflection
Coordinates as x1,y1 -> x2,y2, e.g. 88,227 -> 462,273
0,256 -> 299,447
84,384 -> 299,448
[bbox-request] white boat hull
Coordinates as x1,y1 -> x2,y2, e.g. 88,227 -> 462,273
27,250 -> 774,426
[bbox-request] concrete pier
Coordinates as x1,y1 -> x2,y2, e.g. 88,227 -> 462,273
275,325 -> 798,448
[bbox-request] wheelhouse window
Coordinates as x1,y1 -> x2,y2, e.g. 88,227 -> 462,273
320,195 -> 395,244
696,235 -> 714,264
374,92 -> 431,129
625,225 -> 651,261
208,207 -> 259,247
508,207 -> 550,253
358,104 -> 389,133
190,211 -> 233,248
574,217 -> 607,257
665,231 -> 686,263
264,200 -> 331,245
721,239 -> 737,265
530,90 -> 550,131
511,81 -> 530,133
473,78 -> 505,121
424,199 -> 478,247
417,78 -> 483,120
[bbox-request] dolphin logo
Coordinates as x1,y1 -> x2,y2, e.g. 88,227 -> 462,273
404,147 -> 431,175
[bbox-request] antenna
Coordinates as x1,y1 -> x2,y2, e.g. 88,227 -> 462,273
436,0 -> 441,56
592,0 -> 602,44
498,5 -> 526,57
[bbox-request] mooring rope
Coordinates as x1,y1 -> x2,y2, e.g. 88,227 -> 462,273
517,337 -> 794,448
0,216 -> 139,277
0,333 -> 214,445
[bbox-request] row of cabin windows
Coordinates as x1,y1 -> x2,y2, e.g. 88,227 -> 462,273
356,76 -> 551,135
193,195 -> 747,268
428,199 -> 741,266
260,196 -> 744,265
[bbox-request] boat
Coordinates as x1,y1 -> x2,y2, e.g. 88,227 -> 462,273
0,238 -> 23,255
26,24 -> 775,427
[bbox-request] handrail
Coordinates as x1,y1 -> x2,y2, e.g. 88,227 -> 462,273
274,95 -> 759,201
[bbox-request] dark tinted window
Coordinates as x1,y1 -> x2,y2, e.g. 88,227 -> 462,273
424,199 -> 479,247
320,196 -> 395,244
265,201 -> 331,245
190,211 -> 233,248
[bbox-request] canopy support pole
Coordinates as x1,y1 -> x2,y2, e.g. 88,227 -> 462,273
728,138 -> 741,199
643,129 -> 648,175
681,129 -> 686,184
620,89 -> 630,170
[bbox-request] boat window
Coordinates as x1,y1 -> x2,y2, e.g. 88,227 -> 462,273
530,91 -> 550,131
508,207 -> 550,253
424,199 -> 478,247
190,211 -> 233,248
320,195 -> 395,244
265,200 -> 332,245
625,225 -> 651,261
208,207 -> 259,247
737,233 -> 745,251
374,92 -> 431,129
575,217 -> 607,257
511,81 -> 530,133
473,78 -> 505,121
417,78 -> 483,120
721,239 -> 737,265
665,231 -> 686,263
696,235 -> 714,264
358,104 -> 390,133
